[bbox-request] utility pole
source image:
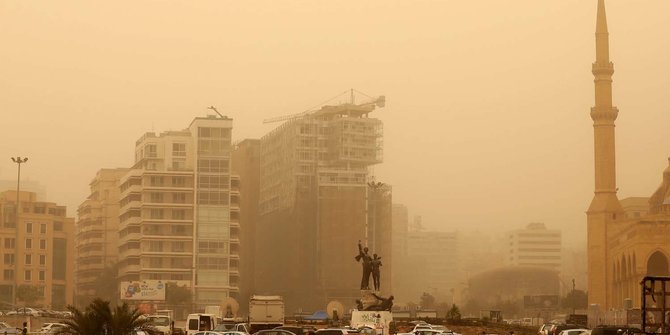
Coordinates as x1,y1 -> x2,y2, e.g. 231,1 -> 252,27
10,156 -> 28,308
572,278 -> 576,315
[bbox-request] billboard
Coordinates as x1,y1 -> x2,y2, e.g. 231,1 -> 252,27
524,295 -> 559,309
120,280 -> 166,301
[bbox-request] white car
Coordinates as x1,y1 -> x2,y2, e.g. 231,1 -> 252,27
40,323 -> 68,333
6,307 -> 41,317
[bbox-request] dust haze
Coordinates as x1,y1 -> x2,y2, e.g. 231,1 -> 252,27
2,0 -> 670,248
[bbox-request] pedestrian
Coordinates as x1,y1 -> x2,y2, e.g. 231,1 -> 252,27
22,322 -> 27,335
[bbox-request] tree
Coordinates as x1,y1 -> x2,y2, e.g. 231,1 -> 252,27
17,285 -> 42,306
562,289 -> 588,310
420,292 -> 436,309
57,298 -> 147,335
446,304 -> 462,322
166,282 -> 192,306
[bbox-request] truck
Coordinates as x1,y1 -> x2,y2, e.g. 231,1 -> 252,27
249,295 -> 284,333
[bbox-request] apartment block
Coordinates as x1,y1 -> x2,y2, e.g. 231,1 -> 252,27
256,97 -> 391,310
117,116 -> 240,308
75,168 -> 128,304
0,190 -> 75,308
506,222 -> 562,271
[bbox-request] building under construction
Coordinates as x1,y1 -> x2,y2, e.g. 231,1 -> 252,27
256,92 -> 392,311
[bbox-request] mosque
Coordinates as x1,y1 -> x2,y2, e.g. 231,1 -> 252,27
587,0 -> 670,310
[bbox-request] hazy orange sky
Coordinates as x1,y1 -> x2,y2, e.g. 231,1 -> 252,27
1,1 -> 669,246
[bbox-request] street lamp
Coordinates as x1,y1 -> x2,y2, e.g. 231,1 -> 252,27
11,156 -> 28,307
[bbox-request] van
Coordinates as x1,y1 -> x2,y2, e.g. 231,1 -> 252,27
186,313 -> 217,335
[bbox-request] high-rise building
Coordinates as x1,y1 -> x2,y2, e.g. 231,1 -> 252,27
391,204 -> 408,298
231,139 -> 260,310
117,115 -> 240,308
75,168 -> 128,305
0,190 -> 75,308
505,222 -> 562,272
256,96 -> 391,310
404,230 -> 460,304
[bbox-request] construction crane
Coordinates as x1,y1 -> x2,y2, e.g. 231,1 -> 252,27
262,89 -> 386,124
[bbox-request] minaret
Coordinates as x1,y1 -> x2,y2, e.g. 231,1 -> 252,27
587,0 -> 623,310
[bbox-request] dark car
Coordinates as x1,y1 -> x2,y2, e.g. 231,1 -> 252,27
275,326 -> 318,335
591,326 -> 640,335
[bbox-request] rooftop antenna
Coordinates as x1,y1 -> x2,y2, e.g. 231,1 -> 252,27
207,105 -> 224,118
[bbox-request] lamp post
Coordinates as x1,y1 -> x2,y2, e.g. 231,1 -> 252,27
11,156 -> 28,307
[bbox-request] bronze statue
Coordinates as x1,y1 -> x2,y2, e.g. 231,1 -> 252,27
355,240 -> 372,290
371,254 -> 382,291
364,293 -> 394,311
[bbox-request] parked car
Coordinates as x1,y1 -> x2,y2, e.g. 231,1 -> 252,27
255,330 -> 299,335
6,307 -> 41,317
558,329 -> 590,335
315,329 -> 355,335
274,327 -> 314,335
550,325 -> 583,335
40,323 -> 69,334
591,327 -> 639,335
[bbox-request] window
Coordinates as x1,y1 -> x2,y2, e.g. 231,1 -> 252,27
172,160 -> 186,171
25,254 -> 32,265
4,254 -> 14,265
25,239 -> 32,249
24,270 -> 31,281
173,193 -> 187,203
3,270 -> 13,280
39,271 -> 45,281
54,222 -> 63,231
150,192 -> 164,203
172,210 -> 186,220
173,143 -> 187,157
4,238 -> 15,249
150,209 -> 164,220
173,241 -> 186,252
26,222 -> 33,234
150,176 -> 164,186
145,144 -> 157,158
40,223 -> 47,234
39,255 -> 46,266
198,159 -> 229,173
149,241 -> 163,252
172,176 -> 186,187
40,240 -> 46,250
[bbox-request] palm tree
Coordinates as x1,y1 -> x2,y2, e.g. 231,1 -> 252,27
107,303 -> 147,335
57,302 -> 105,335
56,298 -> 146,335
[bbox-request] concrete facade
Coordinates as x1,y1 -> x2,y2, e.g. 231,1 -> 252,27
116,116 -> 240,308
231,139 -> 261,311
75,168 -> 128,304
506,223 -> 561,272
0,190 -> 75,308
256,97 -> 391,311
